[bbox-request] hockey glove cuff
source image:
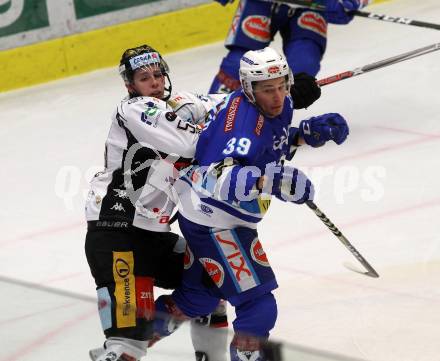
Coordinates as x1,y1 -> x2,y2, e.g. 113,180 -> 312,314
261,164 -> 314,204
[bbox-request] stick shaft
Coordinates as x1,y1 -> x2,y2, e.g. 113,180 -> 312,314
306,201 -> 379,277
260,0 -> 440,31
317,42 -> 440,86
353,10 -> 440,31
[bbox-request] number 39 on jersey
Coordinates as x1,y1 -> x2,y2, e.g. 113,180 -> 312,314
222,137 -> 251,156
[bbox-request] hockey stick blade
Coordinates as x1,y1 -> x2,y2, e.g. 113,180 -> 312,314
306,201 -> 380,278
343,261 -> 379,278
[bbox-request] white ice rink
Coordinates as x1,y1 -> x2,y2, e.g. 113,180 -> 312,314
1,0 -> 439,360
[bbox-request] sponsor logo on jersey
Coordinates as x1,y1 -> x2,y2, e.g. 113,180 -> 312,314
110,202 -> 126,212
165,111 -> 177,122
224,96 -> 241,133
250,238 -> 270,267
114,189 -> 129,199
298,11 -> 327,38
184,245 -> 194,270
135,277 -> 154,320
115,258 -> 130,278
199,203 -> 214,216
96,220 -> 129,228
170,95 -> 184,103
254,114 -> 265,136
113,252 -> 136,328
199,258 -> 225,288
241,15 -> 271,42
214,230 -> 259,292
268,66 -> 280,74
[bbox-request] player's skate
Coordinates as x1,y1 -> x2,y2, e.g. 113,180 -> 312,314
230,334 -> 264,361
89,347 -> 104,360
88,337 -> 146,361
191,299 -> 228,361
230,334 -> 282,361
230,346 -> 264,361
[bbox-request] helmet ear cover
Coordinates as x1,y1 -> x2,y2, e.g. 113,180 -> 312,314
239,47 -> 293,103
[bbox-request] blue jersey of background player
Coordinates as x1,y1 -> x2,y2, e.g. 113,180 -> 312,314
154,48 -> 349,361
210,0 -> 371,93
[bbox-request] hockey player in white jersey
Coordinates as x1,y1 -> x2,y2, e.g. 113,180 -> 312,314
85,45 -> 228,361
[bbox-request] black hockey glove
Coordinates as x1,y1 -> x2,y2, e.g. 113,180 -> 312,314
290,72 -> 321,110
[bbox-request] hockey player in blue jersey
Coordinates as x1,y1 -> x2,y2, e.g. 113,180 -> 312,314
210,0 -> 371,93
153,47 -> 349,360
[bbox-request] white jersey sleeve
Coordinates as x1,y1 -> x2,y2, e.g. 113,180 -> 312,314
118,96 -> 199,159
167,91 -> 226,125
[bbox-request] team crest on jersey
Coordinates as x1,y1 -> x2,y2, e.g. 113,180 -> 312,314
184,245 -> 194,270
250,238 -> 270,267
141,108 -> 159,127
199,258 -> 225,288
273,127 -> 289,151
242,15 -> 271,42
298,11 -> 327,38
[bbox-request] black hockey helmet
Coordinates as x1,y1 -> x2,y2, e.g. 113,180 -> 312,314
119,44 -> 172,99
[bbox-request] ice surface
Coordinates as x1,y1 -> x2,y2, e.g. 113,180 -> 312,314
1,0 -> 439,360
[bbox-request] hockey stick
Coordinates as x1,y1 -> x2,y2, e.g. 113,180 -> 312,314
351,11 -> 440,31
306,201 -> 380,278
317,42 -> 440,86
260,0 -> 440,31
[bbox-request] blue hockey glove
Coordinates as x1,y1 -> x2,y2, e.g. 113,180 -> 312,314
264,164 -> 315,204
322,0 -> 370,24
214,0 -> 234,5
299,113 -> 349,147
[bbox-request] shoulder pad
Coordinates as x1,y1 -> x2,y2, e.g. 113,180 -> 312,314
122,96 -> 169,111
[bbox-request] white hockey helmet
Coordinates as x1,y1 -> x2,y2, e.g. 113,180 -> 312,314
239,47 -> 293,103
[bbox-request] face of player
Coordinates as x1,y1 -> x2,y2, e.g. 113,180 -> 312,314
127,64 -> 165,98
253,77 -> 289,118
